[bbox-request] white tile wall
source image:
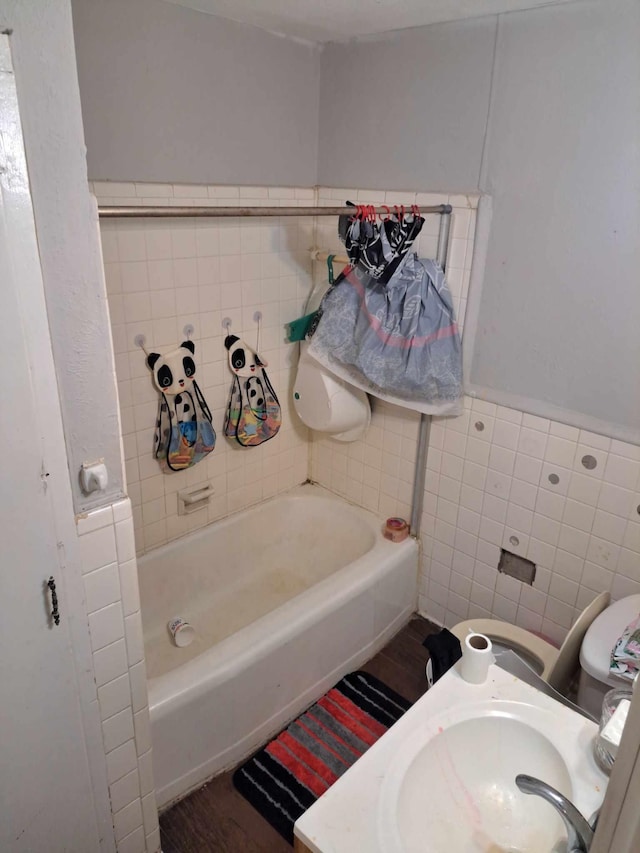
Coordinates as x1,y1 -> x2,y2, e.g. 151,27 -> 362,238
420,398 -> 640,644
77,500 -> 159,853
95,182 -> 313,555
99,181 -> 476,556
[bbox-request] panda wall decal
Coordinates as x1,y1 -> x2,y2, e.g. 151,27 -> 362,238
223,335 -> 281,446
146,340 -> 216,471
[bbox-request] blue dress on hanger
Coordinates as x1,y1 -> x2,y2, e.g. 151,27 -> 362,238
307,208 -> 463,415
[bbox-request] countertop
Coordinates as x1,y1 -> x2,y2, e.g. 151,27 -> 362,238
294,661 -> 608,853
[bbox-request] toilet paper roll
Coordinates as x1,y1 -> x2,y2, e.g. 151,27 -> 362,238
460,632 -> 495,684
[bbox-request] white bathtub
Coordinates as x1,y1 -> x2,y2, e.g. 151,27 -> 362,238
137,484 -> 418,809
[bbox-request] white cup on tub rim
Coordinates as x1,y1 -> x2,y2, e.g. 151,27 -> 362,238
168,616 -> 196,648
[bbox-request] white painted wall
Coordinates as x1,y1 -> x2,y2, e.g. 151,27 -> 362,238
469,0 -> 640,442
317,17 -> 497,192
71,0 -> 640,443
317,0 -> 640,443
71,0 -> 321,187
1,0 -> 124,512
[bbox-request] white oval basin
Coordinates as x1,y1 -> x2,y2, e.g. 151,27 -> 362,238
379,703 -> 572,853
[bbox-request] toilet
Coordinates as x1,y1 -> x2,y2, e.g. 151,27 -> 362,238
578,593 -> 640,718
453,592 -> 640,718
293,342 -> 370,441
451,591 -> 611,701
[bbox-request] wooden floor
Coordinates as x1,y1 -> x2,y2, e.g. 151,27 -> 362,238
159,615 -> 439,853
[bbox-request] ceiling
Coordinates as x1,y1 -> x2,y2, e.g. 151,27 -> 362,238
164,0 -> 578,43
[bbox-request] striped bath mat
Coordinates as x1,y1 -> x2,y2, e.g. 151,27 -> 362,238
232,670 -> 411,844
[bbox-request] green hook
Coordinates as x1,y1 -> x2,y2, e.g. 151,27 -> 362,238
327,254 -> 335,285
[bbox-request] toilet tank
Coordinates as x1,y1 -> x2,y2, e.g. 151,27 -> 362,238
578,594 -> 640,717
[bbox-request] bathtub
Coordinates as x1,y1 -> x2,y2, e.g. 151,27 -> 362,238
137,483 -> 418,809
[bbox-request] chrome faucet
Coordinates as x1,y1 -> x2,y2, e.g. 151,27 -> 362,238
515,774 -> 594,853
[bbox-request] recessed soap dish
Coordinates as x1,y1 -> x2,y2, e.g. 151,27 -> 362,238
178,484 -> 214,515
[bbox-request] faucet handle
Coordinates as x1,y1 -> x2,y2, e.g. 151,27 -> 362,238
515,774 -> 594,853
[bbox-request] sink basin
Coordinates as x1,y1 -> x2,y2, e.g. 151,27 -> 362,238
378,701 -> 573,853
294,665 -> 607,853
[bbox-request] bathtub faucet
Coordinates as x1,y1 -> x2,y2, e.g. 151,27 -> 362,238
515,774 -> 594,852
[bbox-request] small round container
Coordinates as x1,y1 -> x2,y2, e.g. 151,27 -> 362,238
383,517 -> 409,542
594,686 -> 633,772
168,617 -> 195,648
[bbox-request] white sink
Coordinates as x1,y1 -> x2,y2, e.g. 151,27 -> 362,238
294,664 -> 608,853
379,702 -> 573,853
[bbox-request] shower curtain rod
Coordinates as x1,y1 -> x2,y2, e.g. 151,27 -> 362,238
98,204 -> 452,219
98,198 -> 452,540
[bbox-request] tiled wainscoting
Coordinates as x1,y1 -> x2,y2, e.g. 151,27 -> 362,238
420,399 -> 640,643
94,182 -> 311,556
77,500 -> 159,853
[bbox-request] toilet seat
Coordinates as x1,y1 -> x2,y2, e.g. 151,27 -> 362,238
451,591 -> 610,695
451,619 -> 557,679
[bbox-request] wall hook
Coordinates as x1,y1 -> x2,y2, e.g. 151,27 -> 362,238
253,311 -> 262,353
134,333 -> 150,356
222,317 -> 232,332
183,324 -> 195,339
327,255 -> 335,284
48,576 -> 60,626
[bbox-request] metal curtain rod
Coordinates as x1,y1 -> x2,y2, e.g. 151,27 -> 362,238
98,204 -> 453,219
